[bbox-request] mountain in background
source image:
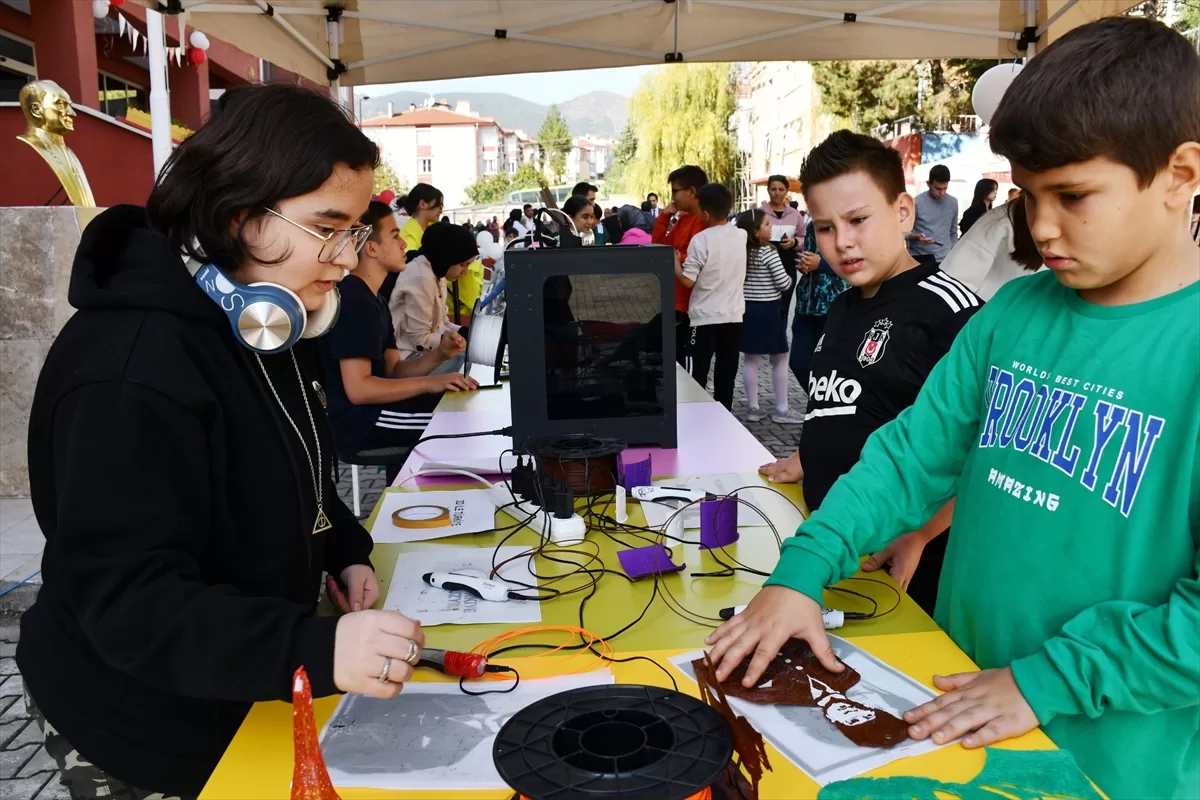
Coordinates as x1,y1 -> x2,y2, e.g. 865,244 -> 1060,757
360,90 -> 628,139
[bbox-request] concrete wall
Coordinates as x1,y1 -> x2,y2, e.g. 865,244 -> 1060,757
0,207 -> 99,497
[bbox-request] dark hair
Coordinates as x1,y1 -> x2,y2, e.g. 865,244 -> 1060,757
767,174 -> 790,189
523,203 -> 533,211
414,221 -> 478,278
361,200 -> 395,243
647,192 -> 658,201
735,208 -> 767,252
571,182 -> 598,196
668,165 -> 708,192
508,208 -> 523,222
971,179 -> 999,209
789,200 -> 799,209
563,195 -> 594,221
146,83 -> 377,269
799,130 -> 906,201
696,182 -> 733,220
1007,198 -> 1042,273
990,16 -> 1200,187
641,200 -> 653,212
403,183 -> 443,215
395,194 -> 407,210
928,165 -> 951,183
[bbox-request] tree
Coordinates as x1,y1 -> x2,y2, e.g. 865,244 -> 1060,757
510,163 -> 548,190
463,173 -> 512,205
537,104 -> 573,183
373,159 -> 407,196
811,58 -> 1001,134
604,120 -> 638,194
810,60 -> 919,132
623,63 -> 737,198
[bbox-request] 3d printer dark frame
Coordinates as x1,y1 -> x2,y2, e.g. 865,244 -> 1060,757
504,245 -> 678,449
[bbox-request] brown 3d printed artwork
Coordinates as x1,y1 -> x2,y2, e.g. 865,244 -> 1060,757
291,667 -> 342,800
695,639 -> 910,749
694,653 -> 772,800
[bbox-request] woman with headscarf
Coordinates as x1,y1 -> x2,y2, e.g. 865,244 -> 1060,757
389,221 -> 478,363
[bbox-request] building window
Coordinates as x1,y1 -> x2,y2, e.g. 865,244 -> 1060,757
484,159 -> 497,174
416,127 -> 430,145
419,158 -> 433,173
0,31 -> 35,104
98,72 -> 146,119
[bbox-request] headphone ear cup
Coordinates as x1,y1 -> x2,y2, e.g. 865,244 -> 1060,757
301,285 -> 341,339
244,282 -> 307,353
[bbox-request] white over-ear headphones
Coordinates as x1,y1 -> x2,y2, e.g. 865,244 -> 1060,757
186,258 -> 340,354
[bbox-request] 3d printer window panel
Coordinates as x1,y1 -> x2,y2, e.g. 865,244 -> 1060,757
542,273 -> 666,421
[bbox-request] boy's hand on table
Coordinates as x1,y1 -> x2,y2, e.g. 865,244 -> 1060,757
905,667 -> 1038,748
861,531 -> 926,590
704,585 -> 844,686
328,565 -> 380,613
759,451 -> 802,483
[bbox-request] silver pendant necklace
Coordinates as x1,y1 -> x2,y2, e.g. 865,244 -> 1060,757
255,351 -> 333,535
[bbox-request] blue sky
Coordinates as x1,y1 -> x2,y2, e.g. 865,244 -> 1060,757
360,65 -> 657,104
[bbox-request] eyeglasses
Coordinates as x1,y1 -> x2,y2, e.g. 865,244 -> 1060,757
262,207 -> 373,263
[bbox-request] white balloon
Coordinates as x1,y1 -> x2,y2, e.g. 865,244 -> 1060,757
972,63 -> 1023,125
189,30 -> 211,51
92,0 -> 110,19
475,231 -> 493,250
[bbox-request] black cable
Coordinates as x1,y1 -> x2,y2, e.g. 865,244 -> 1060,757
412,426 -> 512,448
460,665 -> 520,696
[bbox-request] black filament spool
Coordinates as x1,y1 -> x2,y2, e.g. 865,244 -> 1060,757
493,684 -> 733,800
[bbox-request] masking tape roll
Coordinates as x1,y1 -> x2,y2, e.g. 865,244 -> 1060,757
392,505 -> 451,529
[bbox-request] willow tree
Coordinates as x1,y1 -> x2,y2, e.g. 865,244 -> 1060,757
624,63 -> 737,197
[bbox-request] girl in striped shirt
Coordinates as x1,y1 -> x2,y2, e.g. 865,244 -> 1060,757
735,209 -> 802,424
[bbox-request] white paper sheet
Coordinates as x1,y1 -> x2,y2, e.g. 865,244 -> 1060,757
670,636 -> 947,786
770,224 -> 796,242
638,473 -> 777,530
321,671 -> 614,792
383,544 -> 542,626
369,490 -> 497,544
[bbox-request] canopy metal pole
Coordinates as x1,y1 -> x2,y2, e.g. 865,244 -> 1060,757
145,8 -> 172,176
1024,0 -> 1039,59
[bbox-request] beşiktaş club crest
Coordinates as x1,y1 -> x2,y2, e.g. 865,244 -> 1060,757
857,318 -> 892,367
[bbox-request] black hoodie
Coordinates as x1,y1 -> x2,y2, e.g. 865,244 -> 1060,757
17,206 -> 373,794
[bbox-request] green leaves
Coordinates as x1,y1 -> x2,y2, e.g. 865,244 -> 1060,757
622,63 -> 737,197
537,104 -> 573,183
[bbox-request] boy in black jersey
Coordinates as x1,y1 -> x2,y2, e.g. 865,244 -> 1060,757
759,131 -> 982,613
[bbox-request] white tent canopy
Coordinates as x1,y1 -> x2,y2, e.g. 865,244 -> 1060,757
136,0 -> 1135,88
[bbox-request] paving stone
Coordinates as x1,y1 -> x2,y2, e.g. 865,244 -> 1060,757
8,721 -> 39,750
0,644 -> 14,659
16,746 -> 55,778
0,696 -> 28,724
0,621 -> 19,645
33,777 -> 70,800
0,661 -> 16,678
0,676 -> 23,699
0,774 -> 51,800
0,718 -> 23,749
0,743 -> 37,779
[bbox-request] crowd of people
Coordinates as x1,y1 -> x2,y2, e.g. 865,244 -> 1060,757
9,13 -> 1200,800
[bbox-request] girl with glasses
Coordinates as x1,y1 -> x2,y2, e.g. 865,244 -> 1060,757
19,84 -> 422,798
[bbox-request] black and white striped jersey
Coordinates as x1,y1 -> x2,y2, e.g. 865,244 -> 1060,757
798,262 -> 983,511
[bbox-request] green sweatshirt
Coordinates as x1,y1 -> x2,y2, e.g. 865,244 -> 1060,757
767,271 -> 1200,799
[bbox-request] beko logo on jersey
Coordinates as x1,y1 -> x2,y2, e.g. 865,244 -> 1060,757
806,370 -> 863,421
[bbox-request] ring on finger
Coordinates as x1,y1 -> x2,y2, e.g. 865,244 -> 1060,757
404,639 -> 421,666
379,656 -> 393,684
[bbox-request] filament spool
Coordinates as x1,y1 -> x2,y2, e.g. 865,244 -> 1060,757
522,435 -> 626,496
493,684 -> 733,800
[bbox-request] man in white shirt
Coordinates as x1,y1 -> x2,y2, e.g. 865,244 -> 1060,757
647,192 -> 661,218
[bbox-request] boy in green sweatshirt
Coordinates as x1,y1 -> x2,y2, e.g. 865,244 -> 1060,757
705,17 -> 1200,799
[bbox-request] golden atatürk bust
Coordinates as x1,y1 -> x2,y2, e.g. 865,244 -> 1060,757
17,80 -> 96,207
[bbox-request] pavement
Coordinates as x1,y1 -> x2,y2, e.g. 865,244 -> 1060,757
0,355 -> 804,796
